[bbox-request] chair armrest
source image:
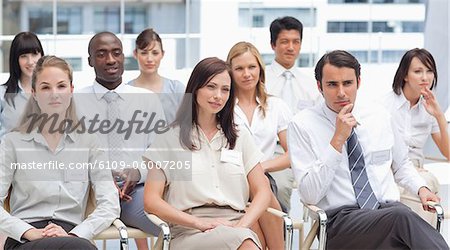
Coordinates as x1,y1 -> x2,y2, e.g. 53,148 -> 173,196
145,213 -> 171,250
111,219 -> 128,250
266,207 -> 293,250
425,156 -> 449,163
401,196 -> 446,232
426,201 -> 445,232
303,204 -> 327,250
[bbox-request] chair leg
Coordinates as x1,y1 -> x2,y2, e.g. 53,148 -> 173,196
102,240 -> 106,250
150,236 -> 155,250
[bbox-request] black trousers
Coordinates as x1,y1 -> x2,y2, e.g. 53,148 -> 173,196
4,219 -> 97,250
325,202 -> 448,250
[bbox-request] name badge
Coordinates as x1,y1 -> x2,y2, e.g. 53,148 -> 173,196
64,168 -> 88,182
371,149 -> 391,164
297,100 -> 315,111
220,148 -> 243,166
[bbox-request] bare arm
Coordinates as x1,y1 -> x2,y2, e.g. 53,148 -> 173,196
261,130 -> 290,172
235,164 -> 271,228
422,88 -> 449,160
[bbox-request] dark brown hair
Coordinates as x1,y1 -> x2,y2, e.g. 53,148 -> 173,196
172,57 -> 237,150
315,50 -> 361,90
135,28 -> 164,52
392,48 -> 437,95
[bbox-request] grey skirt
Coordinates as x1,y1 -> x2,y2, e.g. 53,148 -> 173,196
169,206 -> 261,250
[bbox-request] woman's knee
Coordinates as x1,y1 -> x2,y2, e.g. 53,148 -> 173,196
238,239 -> 260,250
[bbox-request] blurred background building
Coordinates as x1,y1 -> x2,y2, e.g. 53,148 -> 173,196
0,0 -> 426,71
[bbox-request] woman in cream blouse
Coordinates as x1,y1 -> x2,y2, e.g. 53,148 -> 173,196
143,57 -> 271,249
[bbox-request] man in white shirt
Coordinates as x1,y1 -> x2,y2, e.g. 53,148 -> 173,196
288,50 -> 448,249
75,32 -> 165,249
265,16 -> 322,212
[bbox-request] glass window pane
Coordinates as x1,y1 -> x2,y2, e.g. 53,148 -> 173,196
94,6 -> 120,33
57,6 -> 82,34
28,6 -> 53,34
239,7 -> 317,27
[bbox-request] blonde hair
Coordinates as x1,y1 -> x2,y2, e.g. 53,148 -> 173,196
226,41 -> 269,117
15,55 -> 82,133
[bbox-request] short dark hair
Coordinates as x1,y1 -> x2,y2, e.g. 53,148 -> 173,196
135,28 -> 164,52
392,48 -> 437,95
270,16 -> 303,46
173,57 -> 237,151
88,31 -> 122,56
315,50 -> 361,89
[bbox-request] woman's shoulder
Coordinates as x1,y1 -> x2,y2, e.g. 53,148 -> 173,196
163,77 -> 186,93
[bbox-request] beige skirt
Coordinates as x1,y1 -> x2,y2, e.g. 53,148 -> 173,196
169,206 -> 261,250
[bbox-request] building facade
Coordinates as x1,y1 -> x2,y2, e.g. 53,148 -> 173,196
0,0 -> 425,74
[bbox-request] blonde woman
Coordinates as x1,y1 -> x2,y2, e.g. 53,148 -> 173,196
227,41 -> 291,249
0,56 -> 119,249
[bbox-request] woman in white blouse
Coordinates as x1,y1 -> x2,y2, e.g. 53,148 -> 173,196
227,41 -> 292,249
0,56 -> 119,249
383,48 -> 449,222
143,57 -> 271,249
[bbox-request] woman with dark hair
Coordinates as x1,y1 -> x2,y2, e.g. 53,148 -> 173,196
143,57 -> 271,249
0,31 -> 44,140
129,28 -> 185,123
0,56 -> 119,249
383,48 -> 449,223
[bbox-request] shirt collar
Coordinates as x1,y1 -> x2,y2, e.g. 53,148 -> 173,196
93,80 -> 126,101
394,90 -> 424,110
320,100 -> 362,127
235,96 -> 261,105
192,124 -> 226,151
21,128 -> 76,146
17,80 -> 25,93
270,60 -> 297,78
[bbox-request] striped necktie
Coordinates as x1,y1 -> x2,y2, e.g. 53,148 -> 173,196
347,129 -> 380,210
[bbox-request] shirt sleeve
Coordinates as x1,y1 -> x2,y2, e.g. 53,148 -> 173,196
70,136 -> 120,239
274,98 -> 293,133
287,118 -> 343,205
142,128 -> 179,185
239,128 -> 264,175
139,94 -> 167,183
390,116 -> 427,195
0,136 -> 34,242
430,115 -> 440,134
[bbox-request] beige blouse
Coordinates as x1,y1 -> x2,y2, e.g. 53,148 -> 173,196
143,125 -> 264,211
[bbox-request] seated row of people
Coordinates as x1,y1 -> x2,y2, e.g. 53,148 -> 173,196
0,17 -> 449,250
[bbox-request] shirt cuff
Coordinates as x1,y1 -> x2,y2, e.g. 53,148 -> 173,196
322,143 -> 343,170
70,224 -> 92,240
12,222 -> 34,243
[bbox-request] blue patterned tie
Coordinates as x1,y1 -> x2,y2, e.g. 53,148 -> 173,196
347,129 -> 379,210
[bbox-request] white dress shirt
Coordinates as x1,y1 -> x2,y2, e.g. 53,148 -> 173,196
265,60 -> 322,114
0,82 -> 30,141
383,91 -> 439,166
0,130 -> 120,241
287,100 -> 426,211
75,81 -> 166,183
234,96 -> 292,161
